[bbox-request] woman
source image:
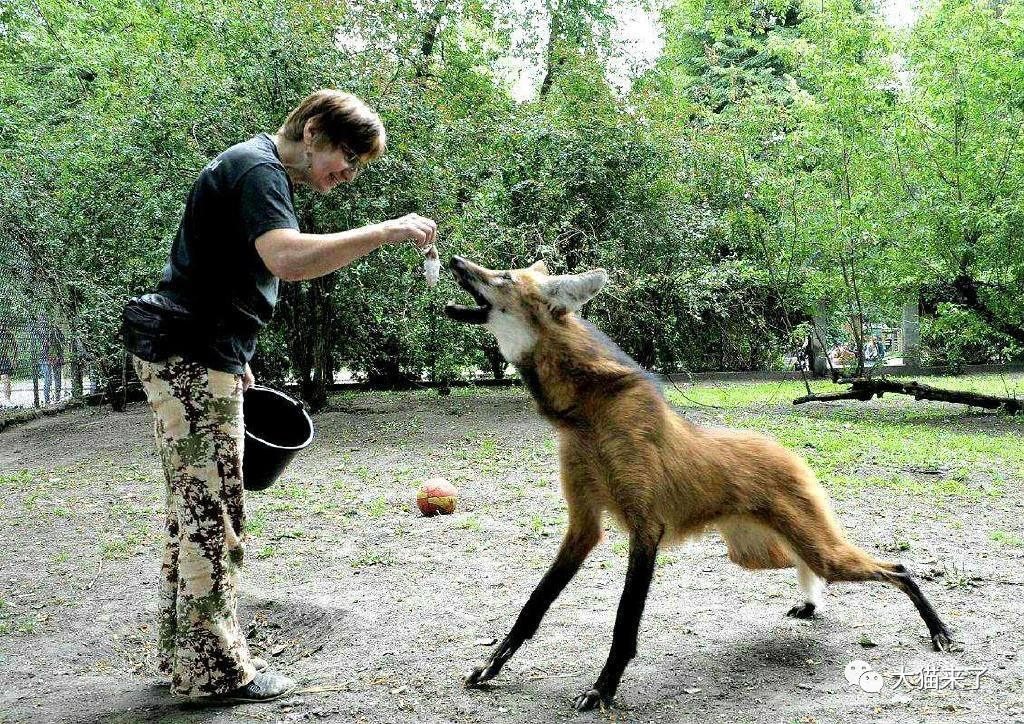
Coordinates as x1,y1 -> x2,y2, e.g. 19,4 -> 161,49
127,90 -> 436,703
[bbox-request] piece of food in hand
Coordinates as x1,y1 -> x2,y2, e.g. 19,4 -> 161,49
423,245 -> 441,287
416,477 -> 458,516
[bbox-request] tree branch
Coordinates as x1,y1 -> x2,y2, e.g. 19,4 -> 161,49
794,377 -> 1023,414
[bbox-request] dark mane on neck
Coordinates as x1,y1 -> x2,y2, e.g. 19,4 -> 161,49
573,318 -> 664,397
514,316 -> 664,425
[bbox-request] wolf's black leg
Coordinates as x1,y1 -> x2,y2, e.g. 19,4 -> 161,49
465,524 -> 600,687
884,564 -> 953,651
574,528 -> 662,712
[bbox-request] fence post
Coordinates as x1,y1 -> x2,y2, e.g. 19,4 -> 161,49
902,299 -> 921,367
69,287 -> 83,399
30,324 -> 40,408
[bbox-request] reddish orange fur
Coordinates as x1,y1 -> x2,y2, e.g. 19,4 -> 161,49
502,271 -> 889,583
453,257 -> 951,707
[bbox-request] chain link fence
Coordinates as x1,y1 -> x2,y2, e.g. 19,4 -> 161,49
0,302 -> 99,412
0,229 -> 110,419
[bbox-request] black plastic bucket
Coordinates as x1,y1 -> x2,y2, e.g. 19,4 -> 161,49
242,385 -> 314,491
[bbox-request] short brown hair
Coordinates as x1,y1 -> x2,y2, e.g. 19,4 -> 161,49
279,89 -> 387,161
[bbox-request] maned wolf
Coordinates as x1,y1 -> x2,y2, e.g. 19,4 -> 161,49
444,255 -> 952,712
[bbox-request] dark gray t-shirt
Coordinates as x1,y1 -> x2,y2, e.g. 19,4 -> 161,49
156,133 -> 299,373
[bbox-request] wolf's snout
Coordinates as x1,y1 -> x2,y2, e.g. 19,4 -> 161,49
449,255 -> 467,271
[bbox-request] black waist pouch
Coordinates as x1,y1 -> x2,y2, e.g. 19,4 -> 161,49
120,293 -> 195,363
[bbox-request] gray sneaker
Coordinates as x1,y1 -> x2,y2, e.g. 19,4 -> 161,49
217,670 -> 296,703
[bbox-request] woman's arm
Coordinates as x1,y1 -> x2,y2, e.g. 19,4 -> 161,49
255,213 -> 437,282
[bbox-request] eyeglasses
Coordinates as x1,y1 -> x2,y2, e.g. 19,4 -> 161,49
338,144 -> 368,180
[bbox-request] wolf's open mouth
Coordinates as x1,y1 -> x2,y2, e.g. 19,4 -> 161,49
444,259 -> 491,324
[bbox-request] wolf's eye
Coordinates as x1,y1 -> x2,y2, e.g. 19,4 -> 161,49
491,272 -> 514,287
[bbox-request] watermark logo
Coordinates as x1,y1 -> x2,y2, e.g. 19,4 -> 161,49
844,659 -> 987,694
845,659 -> 884,692
891,663 -> 987,691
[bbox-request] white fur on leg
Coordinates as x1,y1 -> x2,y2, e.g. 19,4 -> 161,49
797,560 -> 826,610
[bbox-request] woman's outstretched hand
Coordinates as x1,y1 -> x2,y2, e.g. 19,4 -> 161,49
381,213 -> 437,250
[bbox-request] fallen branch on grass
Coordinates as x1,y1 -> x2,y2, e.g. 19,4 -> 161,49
793,377 -> 1023,414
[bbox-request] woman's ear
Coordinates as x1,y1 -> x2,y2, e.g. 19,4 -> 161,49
302,115 -> 321,147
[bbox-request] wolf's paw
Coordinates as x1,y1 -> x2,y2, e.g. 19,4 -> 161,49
786,602 -> 817,619
931,627 -> 954,652
573,688 -> 611,712
464,662 -> 499,688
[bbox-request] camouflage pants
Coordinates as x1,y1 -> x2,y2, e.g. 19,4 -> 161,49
133,355 -> 257,697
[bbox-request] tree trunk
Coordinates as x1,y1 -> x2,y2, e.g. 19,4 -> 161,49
794,377 -> 1022,415
539,2 -> 570,97
68,286 -> 84,399
901,298 -> 921,366
281,273 -> 337,412
483,340 -> 505,380
416,0 -> 448,78
539,28 -> 560,97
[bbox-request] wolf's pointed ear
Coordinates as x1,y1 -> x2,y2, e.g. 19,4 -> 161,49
542,269 -> 608,314
528,260 -> 549,275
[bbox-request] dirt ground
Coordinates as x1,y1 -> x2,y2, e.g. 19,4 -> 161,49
1,386 -> 1022,724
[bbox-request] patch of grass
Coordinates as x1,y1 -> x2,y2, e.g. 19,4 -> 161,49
351,549 -> 393,568
656,553 -> 678,567
879,537 -> 912,553
941,560 -> 978,590
366,496 -> 389,518
331,477 -> 351,491
23,489 -> 45,509
728,408 -> 1021,499
458,515 -> 482,532
990,531 -> 1024,547
502,482 -> 527,499
831,472 -> 971,497
666,380 -> 811,409
247,509 -> 268,537
309,501 -> 341,516
15,618 -> 37,634
263,500 -> 298,513
99,532 -> 146,559
527,512 -> 565,538
477,436 -> 497,458
98,513 -> 152,559
271,528 -> 306,541
0,470 -> 35,490
255,544 -> 276,559
267,482 -> 312,501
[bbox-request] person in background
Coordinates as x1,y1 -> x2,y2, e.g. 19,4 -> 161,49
35,314 -> 65,405
45,323 -> 65,404
0,321 -> 17,406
